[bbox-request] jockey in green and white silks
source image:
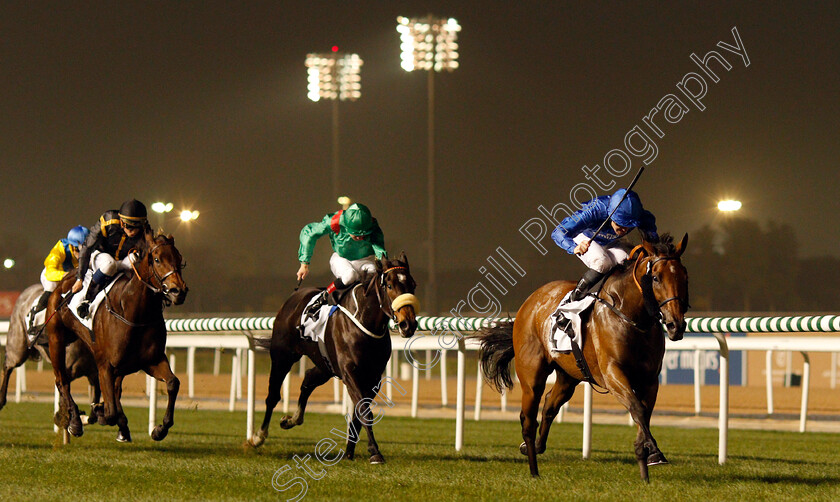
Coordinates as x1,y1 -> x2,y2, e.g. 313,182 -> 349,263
296,203 -> 387,313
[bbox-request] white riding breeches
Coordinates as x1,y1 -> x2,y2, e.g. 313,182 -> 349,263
90,250 -> 137,278
330,253 -> 376,285
40,269 -> 59,292
573,234 -> 631,273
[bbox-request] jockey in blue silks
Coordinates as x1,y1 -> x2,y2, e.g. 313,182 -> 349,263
552,189 -> 659,303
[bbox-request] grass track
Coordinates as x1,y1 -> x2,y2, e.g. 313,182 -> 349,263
1,402 -> 839,501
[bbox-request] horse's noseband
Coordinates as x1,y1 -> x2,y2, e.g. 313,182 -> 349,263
379,266 -> 420,320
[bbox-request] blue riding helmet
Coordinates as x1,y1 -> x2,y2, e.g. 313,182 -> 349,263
608,189 -> 644,228
67,225 -> 90,247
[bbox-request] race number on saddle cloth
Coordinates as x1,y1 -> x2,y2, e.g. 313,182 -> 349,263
298,295 -> 338,344
67,271 -> 125,333
549,293 -> 596,352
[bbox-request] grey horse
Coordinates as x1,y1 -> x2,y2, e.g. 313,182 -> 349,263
0,283 -> 100,416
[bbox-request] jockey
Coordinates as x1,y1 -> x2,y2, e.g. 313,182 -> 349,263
552,188 -> 659,303
296,202 -> 387,317
31,225 -> 90,314
72,199 -> 151,318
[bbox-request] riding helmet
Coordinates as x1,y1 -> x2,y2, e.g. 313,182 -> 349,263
66,225 -> 90,247
119,199 -> 148,228
608,189 -> 643,228
342,203 -> 374,236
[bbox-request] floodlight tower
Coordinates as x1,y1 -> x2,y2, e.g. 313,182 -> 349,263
397,15 -> 460,314
306,48 -> 363,202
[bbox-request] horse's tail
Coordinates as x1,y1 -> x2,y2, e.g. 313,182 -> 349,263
472,320 -> 516,393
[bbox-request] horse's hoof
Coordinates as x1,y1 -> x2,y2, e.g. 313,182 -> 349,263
150,425 -> 169,441
80,414 -> 90,426
249,433 -> 266,448
519,441 -> 528,456
647,452 -> 669,466
279,416 -> 296,430
67,422 -> 84,438
369,454 -> 385,464
116,431 -> 132,443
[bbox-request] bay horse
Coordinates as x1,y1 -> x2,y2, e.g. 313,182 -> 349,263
250,252 -> 419,464
0,284 -> 99,413
46,230 -> 187,442
475,234 -> 689,482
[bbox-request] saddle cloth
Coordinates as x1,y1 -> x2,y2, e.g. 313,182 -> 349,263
25,297 -> 48,344
550,292 -> 596,352
67,271 -> 124,332
298,294 -> 338,344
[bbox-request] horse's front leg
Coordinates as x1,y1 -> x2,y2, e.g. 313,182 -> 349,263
601,362 -> 659,482
280,364 -> 331,430
146,357 -> 180,441
342,376 -> 384,464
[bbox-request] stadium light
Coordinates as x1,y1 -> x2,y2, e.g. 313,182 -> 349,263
717,200 -> 742,212
3,258 -> 14,269
180,210 -> 200,222
151,202 -> 174,213
396,15 -> 461,314
306,50 -> 363,202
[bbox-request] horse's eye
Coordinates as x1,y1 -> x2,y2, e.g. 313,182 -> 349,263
652,275 -> 660,283
387,283 -> 393,290
154,258 -> 160,264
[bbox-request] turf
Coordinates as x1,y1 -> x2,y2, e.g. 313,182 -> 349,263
1,402 -> 839,501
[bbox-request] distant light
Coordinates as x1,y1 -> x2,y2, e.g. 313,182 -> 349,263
151,202 -> 174,213
180,210 -> 199,222
305,52 -> 363,102
3,258 -> 14,269
717,200 -> 742,212
397,15 -> 461,73
331,46 -> 339,52
337,196 -> 352,207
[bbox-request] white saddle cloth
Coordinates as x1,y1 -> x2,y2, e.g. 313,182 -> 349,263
550,292 -> 596,352
67,271 -> 123,332
299,295 -> 338,344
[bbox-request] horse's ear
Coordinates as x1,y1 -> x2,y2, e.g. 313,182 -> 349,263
398,251 -> 408,267
375,258 -> 384,273
642,238 -> 656,256
675,233 -> 689,257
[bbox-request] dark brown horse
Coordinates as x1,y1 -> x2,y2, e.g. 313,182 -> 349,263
0,284 -> 99,413
475,234 -> 689,482
46,230 -> 187,442
250,252 -> 419,464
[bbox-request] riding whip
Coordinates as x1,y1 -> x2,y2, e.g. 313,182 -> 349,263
586,166 -> 646,245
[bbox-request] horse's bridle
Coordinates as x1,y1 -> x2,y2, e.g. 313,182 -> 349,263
377,266 -> 420,323
633,254 -> 690,315
130,242 -> 182,300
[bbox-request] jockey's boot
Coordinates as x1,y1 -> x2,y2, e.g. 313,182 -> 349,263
33,290 -> 51,313
77,271 -> 109,319
303,279 -> 345,321
569,269 -> 606,302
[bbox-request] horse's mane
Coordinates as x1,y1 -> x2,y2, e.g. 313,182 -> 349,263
614,233 -> 676,274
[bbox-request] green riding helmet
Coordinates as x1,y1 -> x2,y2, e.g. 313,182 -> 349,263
342,203 -> 374,236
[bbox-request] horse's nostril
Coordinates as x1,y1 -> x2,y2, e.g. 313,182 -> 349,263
399,320 -> 409,330
665,322 -> 676,331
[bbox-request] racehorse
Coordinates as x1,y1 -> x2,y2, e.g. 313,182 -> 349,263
475,234 -> 689,482
250,252 -> 419,464
46,230 -> 187,442
0,284 -> 99,413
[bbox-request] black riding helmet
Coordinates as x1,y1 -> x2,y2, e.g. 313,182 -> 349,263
119,199 -> 148,228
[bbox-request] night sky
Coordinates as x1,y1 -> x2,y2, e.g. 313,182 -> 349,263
2,2 -> 838,309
